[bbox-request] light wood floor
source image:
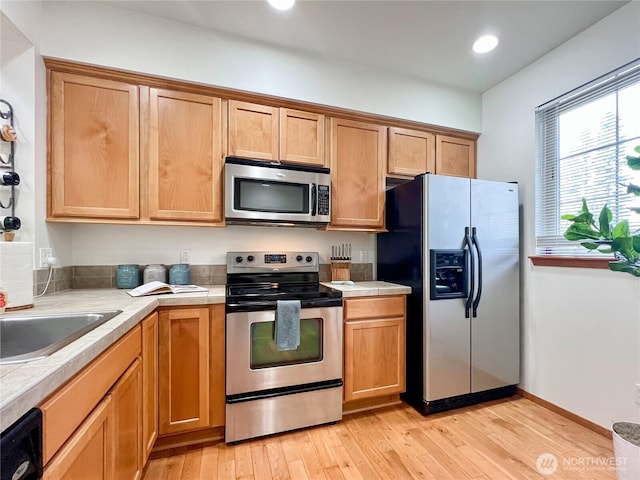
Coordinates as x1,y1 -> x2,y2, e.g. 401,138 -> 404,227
142,396 -> 618,479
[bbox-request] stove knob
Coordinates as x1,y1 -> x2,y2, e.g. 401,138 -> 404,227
235,256 -> 243,264
296,255 -> 303,262
306,256 -> 313,263
247,255 -> 255,262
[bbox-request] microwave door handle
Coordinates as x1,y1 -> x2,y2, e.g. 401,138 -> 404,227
311,183 -> 317,216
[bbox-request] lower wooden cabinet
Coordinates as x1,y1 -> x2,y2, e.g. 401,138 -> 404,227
158,304 -> 225,436
141,312 -> 158,463
43,395 -> 114,480
343,296 -> 406,402
112,359 -> 143,480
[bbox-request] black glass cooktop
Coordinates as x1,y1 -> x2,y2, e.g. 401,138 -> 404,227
226,274 -> 342,312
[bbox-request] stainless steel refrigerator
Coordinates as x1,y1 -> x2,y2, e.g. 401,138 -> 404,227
377,173 -> 519,414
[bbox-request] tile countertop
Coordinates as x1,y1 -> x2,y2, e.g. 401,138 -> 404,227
321,280 -> 411,297
0,281 -> 410,432
0,286 -> 225,432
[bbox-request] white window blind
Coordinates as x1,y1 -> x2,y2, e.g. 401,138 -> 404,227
535,59 -> 640,255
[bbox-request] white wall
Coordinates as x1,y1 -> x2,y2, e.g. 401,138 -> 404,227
479,1 -> 640,428
1,0 -> 481,267
1,1 -> 72,267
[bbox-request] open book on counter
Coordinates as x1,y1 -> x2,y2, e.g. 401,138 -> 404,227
127,281 -> 209,297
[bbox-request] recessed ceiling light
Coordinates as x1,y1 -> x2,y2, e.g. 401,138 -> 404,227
472,34 -> 499,54
268,0 -> 296,10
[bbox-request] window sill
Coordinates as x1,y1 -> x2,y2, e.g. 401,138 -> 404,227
529,256 -> 614,269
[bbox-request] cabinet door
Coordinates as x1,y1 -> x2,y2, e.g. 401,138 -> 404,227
329,118 -> 386,230
43,396 -> 114,480
49,72 -> 139,219
209,304 -> 226,428
159,307 -> 210,435
435,135 -> 476,178
388,127 -> 435,177
280,108 -> 325,166
228,100 -> 279,160
344,317 -> 406,402
141,313 -> 158,463
146,88 -> 223,222
112,359 -> 143,480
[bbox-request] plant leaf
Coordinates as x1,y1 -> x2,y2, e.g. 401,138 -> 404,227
627,153 -> 640,170
632,208 -> 640,214
608,261 -> 640,277
612,220 -> 630,239
598,204 -> 612,238
612,236 -> 640,262
633,235 -> 640,254
627,183 -> 640,196
580,242 -> 600,249
581,198 -> 590,215
566,212 -> 594,224
564,223 -> 602,241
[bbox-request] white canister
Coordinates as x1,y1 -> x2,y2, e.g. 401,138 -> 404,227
613,422 -> 640,480
143,264 -> 167,284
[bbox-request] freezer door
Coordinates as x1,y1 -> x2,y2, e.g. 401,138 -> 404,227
470,180 -> 519,392
424,175 -> 472,401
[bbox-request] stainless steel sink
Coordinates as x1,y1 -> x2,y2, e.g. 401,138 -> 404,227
0,310 -> 123,364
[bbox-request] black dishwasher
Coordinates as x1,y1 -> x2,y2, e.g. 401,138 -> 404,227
0,408 -> 42,480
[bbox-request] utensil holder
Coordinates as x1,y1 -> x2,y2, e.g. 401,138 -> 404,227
330,261 -> 351,281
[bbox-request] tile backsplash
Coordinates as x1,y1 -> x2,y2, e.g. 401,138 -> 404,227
34,263 -> 374,294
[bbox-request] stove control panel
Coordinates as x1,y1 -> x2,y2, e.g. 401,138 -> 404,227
227,251 -> 319,273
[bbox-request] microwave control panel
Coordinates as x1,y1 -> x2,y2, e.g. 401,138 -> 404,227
317,185 -> 330,215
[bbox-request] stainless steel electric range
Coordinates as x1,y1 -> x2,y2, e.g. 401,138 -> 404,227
225,251 -> 343,443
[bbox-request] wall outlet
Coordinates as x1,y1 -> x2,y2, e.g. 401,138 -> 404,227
635,383 -> 640,405
39,248 -> 52,268
180,249 -> 191,264
359,250 -> 369,262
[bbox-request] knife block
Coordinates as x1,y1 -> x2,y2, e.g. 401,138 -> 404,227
330,261 -> 351,281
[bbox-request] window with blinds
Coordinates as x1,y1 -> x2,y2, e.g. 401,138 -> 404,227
535,59 -> 640,255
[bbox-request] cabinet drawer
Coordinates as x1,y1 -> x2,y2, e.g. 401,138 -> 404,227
344,296 -> 405,320
40,325 -> 141,464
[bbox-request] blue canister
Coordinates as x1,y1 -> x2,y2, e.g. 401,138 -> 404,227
116,264 -> 140,289
169,264 -> 191,285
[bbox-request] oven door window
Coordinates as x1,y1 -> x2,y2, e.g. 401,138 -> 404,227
234,178 -> 310,214
250,318 -> 322,369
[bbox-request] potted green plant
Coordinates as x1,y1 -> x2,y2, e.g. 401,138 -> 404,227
563,148 -> 640,478
562,146 -> 640,276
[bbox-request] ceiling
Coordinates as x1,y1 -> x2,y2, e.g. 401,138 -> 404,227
102,0 -> 629,93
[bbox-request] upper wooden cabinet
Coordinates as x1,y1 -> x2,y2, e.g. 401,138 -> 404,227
48,67 -> 226,225
328,118 -> 386,230
49,72 -> 140,219
228,100 -> 325,166
279,108 -> 325,166
435,134 -> 476,178
228,100 -> 279,161
388,128 -> 476,179
144,88 -> 224,223
388,127 -> 435,177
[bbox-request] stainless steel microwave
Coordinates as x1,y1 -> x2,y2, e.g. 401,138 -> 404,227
224,157 -> 331,227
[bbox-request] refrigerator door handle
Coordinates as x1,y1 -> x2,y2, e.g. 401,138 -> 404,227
471,226 -> 483,317
464,226 -> 474,318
